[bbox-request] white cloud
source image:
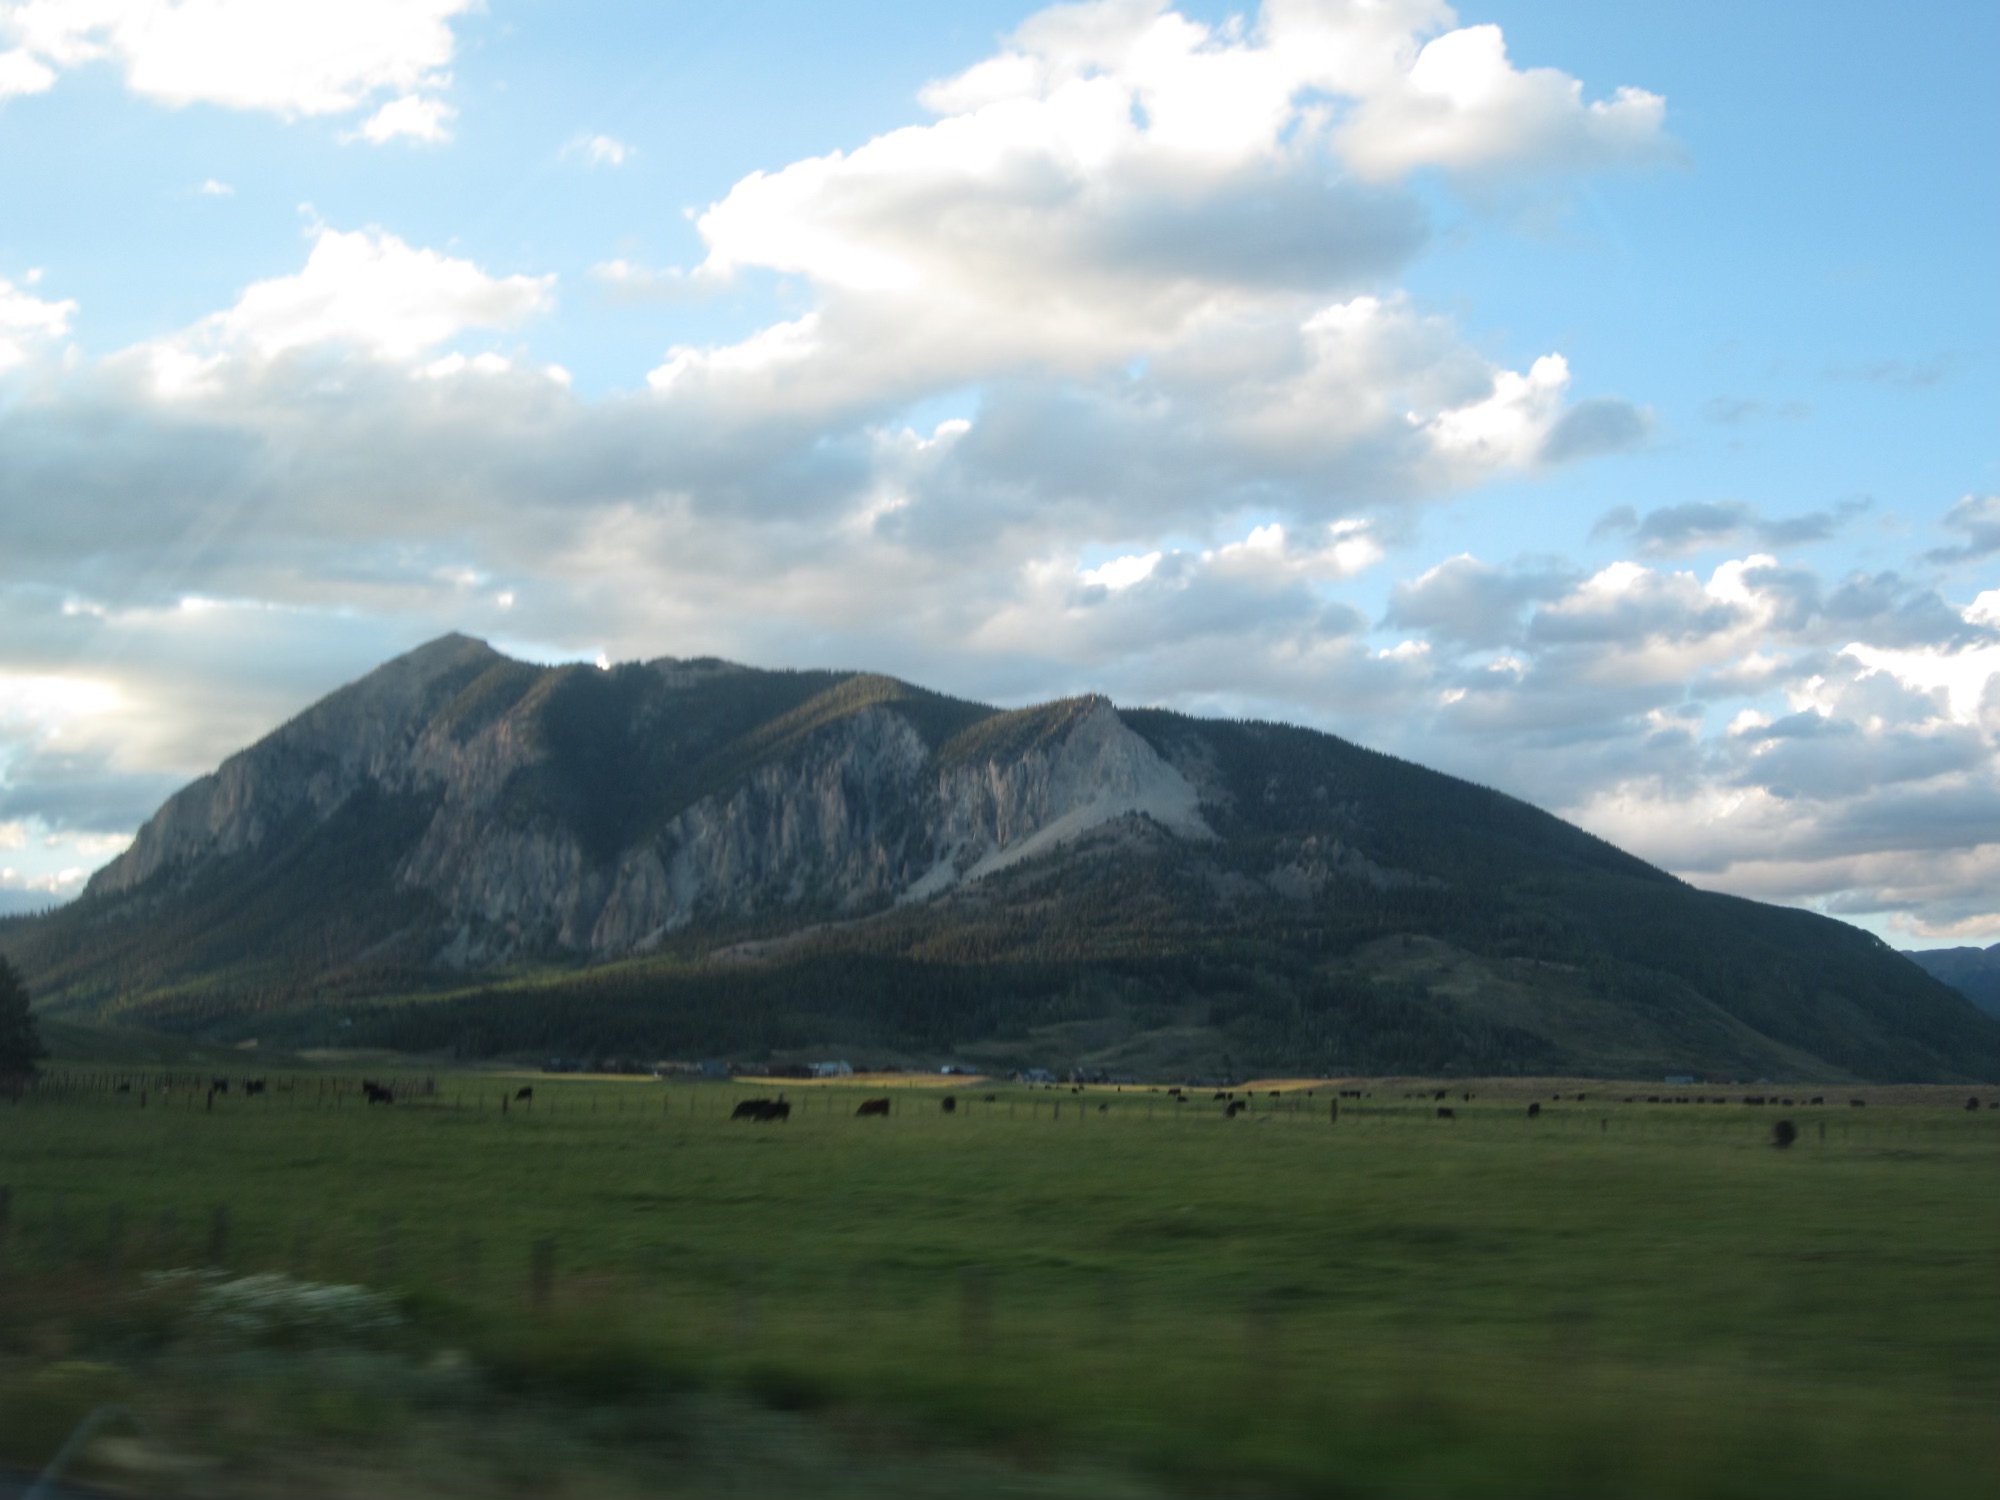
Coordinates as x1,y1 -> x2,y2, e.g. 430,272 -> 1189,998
566,133 -> 632,167
348,92 -> 454,145
124,226 -> 553,381
1334,22 -> 1668,181
0,271 -> 74,370
0,42 -> 53,94
197,176 -> 233,196
0,0 -> 473,133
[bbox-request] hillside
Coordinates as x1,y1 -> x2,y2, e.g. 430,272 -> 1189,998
1905,945 -> 2000,1020
3,635 -> 1995,1082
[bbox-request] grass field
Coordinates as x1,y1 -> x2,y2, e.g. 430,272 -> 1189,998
2,1069 -> 1996,1498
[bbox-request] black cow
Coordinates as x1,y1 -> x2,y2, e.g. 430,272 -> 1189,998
983,1094 -> 998,1103
211,1077 -> 230,1094
941,1095 -> 958,1114
1849,1099 -> 1867,1107
1967,1097 -> 1982,1112
362,1081 -> 394,1105
514,1086 -> 534,1102
732,1098 -> 791,1122
1224,1100 -> 1246,1117
115,1082 -> 132,1094
856,1097 -> 891,1117
244,1079 -> 267,1096
1809,1096 -> 1824,1105
1527,1102 -> 1541,1118
1771,1119 -> 1797,1149
1436,1107 -> 1456,1120
1434,1089 -> 1449,1101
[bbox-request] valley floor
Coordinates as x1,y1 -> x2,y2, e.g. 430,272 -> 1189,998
2,1068 -> 1995,1498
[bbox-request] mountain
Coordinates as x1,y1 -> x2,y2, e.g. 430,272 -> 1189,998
3,635 -> 1995,1082
1903,946 -> 2000,1020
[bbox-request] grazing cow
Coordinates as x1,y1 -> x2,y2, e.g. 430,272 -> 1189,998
1213,1091 -> 1227,1101
1434,1089 -> 1449,1101
1270,1091 -> 1281,1098
941,1095 -> 958,1114
514,1086 -> 534,1102
1966,1097 -> 1981,1112
211,1077 -> 230,1094
1462,1092 -> 1472,1102
115,1082 -> 132,1094
1809,1096 -> 1824,1106
1527,1102 -> 1541,1118
1849,1099 -> 1866,1108
856,1097 -> 891,1117
983,1094 -> 998,1103
732,1098 -> 791,1122
1771,1119 -> 1797,1149
362,1081 -> 394,1105
1780,1097 -> 1794,1107
1436,1107 -> 1456,1120
1224,1100 -> 1246,1118
244,1079 -> 267,1096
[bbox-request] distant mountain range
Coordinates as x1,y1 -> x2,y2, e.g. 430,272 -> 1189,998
3,635 -> 1995,1081
1903,945 -> 2000,1020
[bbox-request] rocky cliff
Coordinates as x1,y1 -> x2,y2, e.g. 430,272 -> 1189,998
91,636 -> 1213,963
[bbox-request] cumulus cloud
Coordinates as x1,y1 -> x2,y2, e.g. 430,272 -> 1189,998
0,42 -> 53,95
124,225 -> 554,379
0,270 -> 74,371
1361,544 -> 2000,943
0,0 -> 471,135
347,92 -> 454,145
40,5 -> 1993,941
1332,20 -> 1668,181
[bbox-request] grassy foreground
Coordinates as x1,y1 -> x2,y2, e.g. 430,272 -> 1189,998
2,1073 -> 1996,1498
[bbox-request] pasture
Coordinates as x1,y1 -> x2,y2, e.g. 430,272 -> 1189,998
2,1069 -> 1996,1498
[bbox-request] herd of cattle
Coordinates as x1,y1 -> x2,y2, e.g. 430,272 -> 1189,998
721,1088 -> 1993,1125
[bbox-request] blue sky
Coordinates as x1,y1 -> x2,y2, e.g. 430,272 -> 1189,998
0,0 -> 1994,945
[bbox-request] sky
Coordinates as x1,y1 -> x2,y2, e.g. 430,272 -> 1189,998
0,0 -> 1995,947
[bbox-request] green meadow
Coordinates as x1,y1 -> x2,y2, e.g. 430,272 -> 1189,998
2,1071 -> 1996,1498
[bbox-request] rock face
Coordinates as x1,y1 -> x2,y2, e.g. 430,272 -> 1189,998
91,636 -> 1213,961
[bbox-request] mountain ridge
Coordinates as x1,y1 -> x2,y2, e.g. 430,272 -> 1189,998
6,635 -> 1995,1082
1903,944 -> 2000,1020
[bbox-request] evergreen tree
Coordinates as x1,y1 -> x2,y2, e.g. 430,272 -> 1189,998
0,956 -> 47,1076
